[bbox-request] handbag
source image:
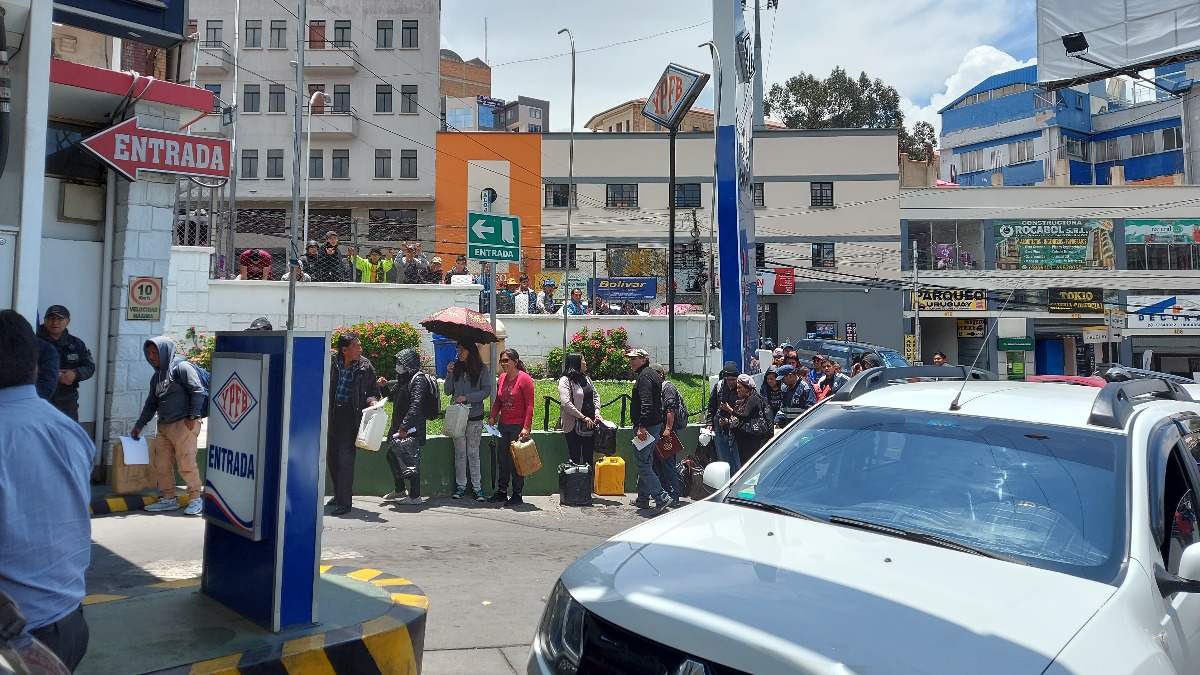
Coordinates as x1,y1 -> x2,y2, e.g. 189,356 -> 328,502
443,403 -> 470,439
509,437 -> 543,476
654,432 -> 685,461
742,395 -> 773,437
594,420 -> 618,456
571,379 -> 597,437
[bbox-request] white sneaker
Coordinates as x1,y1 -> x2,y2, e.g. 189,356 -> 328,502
382,491 -> 406,502
184,499 -> 203,515
402,496 -> 426,505
145,497 -> 180,512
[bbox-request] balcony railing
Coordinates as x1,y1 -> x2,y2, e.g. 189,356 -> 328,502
304,41 -> 358,72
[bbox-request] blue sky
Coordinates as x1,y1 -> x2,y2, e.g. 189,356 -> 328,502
442,1 -> 1040,135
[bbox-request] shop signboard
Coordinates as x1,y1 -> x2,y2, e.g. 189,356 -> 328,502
1082,326 -> 1110,344
1048,287 -> 1104,313
994,219 -> 1116,271
1127,295 -> 1200,329
845,322 -> 858,343
588,277 -> 657,300
756,268 -> 795,295
903,334 -> 917,363
997,337 -> 1035,351
957,319 -> 986,338
1125,219 -> 1200,243
913,288 -> 987,311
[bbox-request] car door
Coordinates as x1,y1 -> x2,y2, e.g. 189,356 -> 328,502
1149,417 -> 1200,672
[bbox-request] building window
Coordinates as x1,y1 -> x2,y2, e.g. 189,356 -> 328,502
545,244 -> 577,270
401,20 -> 418,48
268,84 -> 286,112
529,107 -> 542,120
446,108 -> 473,129
241,149 -> 258,178
309,150 -> 323,178
368,209 -> 417,240
204,85 -> 222,113
753,182 -> 765,207
1164,126 -> 1184,152
400,85 -> 418,113
375,149 -> 391,178
332,149 -> 349,178
243,84 -> 260,113
606,184 -> 638,208
265,149 -> 284,178
1126,243 -> 1199,270
332,85 -> 350,113
810,181 -> 833,207
1009,138 -> 1034,164
545,184 -> 576,207
269,20 -> 287,48
400,149 -> 417,178
308,20 -> 325,49
906,220 -> 985,270
375,84 -> 392,112
368,208 -> 416,222
1093,138 -> 1119,163
244,20 -> 261,48
811,243 -> 836,268
204,20 -> 222,47
959,148 -> 988,173
1131,130 -> 1155,157
755,242 -> 766,268
674,183 -> 701,208
528,124 -> 541,132
1065,136 -> 1085,159
376,20 -> 393,48
333,20 -> 351,47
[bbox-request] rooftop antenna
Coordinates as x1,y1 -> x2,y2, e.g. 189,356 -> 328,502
484,17 -> 488,64
949,288 -> 1015,411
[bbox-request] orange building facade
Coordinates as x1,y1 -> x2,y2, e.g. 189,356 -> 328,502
435,132 -> 544,280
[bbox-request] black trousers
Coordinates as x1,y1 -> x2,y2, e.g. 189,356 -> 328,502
30,604 -> 88,672
564,429 -> 594,464
384,439 -> 422,499
327,405 -> 360,507
496,422 -> 525,495
55,398 -> 80,422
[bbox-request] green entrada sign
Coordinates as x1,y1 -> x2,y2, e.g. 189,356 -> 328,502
467,211 -> 521,263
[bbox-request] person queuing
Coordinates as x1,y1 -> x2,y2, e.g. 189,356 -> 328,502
37,305 -> 94,422
808,354 -> 825,384
325,333 -> 379,516
378,349 -> 428,505
761,365 -> 784,421
0,310 -> 94,672
815,359 -> 850,401
558,353 -> 602,467
133,337 -> 206,516
445,341 -> 491,501
36,337 -> 59,401
706,361 -> 741,470
626,348 -> 672,514
488,349 -> 535,507
727,374 -> 770,467
348,246 -> 394,283
536,278 -> 558,313
775,364 -> 816,427
652,363 -> 683,507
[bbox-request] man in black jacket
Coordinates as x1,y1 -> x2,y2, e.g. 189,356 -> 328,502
378,348 -> 428,505
327,333 -> 379,516
706,361 -> 741,467
37,305 -> 95,421
627,348 -> 671,514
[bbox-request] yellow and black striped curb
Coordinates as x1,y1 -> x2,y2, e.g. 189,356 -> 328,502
83,566 -> 428,675
88,489 -> 191,517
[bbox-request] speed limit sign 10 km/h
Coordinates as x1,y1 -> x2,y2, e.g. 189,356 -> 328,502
127,276 -> 163,321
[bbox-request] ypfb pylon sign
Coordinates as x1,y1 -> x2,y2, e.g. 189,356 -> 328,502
81,116 -> 231,181
204,353 -> 270,541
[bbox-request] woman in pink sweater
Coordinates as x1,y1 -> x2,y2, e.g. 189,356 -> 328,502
488,348 -> 535,506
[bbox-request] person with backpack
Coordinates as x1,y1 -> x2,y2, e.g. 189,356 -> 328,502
488,349 -> 535,506
378,348 -> 430,505
652,363 -> 686,506
558,353 -> 602,466
132,336 -> 208,515
445,341 -> 491,501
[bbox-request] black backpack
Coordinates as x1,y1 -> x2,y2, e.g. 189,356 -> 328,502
410,372 -> 442,421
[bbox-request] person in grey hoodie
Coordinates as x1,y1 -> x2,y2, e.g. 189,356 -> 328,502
444,341 -> 492,501
132,336 -> 206,515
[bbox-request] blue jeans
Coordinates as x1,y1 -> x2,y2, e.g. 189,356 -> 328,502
715,431 -> 741,472
635,423 -> 669,503
654,448 -> 680,501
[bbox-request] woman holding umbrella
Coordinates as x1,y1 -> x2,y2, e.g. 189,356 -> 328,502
488,349 -> 535,507
445,341 -> 491,501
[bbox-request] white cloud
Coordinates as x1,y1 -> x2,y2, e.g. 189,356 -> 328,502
901,46 -> 1037,138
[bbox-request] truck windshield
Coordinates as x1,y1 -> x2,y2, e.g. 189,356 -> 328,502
730,406 -> 1126,583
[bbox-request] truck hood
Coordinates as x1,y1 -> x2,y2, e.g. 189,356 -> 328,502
560,501 -> 1118,675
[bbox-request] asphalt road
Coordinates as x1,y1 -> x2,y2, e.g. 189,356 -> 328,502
88,493 -> 659,674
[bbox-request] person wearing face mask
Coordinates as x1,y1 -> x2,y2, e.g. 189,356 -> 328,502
326,333 -> 379,516
377,349 -> 429,505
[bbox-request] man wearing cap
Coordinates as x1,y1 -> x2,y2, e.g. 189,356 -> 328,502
38,305 -> 95,422
774,364 -> 815,427
706,361 -> 741,468
421,256 -> 445,284
300,241 -> 320,278
808,354 -> 825,385
348,246 -> 394,283
512,275 -> 540,314
313,234 -> 348,282
398,243 -> 426,283
626,348 -> 672,514
238,248 -> 273,280
536,278 -> 558,314
495,276 -> 518,314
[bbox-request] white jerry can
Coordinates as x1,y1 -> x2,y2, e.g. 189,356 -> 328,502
355,398 -> 390,451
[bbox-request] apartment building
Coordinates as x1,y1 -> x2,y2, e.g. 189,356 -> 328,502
439,48 -> 490,98
185,0 -> 440,248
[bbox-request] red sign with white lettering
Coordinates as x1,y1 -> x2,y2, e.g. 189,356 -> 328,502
80,116 -> 231,181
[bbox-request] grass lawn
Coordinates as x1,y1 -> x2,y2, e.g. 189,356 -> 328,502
385,373 -> 710,436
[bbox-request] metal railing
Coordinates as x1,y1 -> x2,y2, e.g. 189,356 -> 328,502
540,394 -> 701,430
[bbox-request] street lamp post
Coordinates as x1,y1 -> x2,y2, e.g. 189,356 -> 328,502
287,0 -> 307,330
558,28 -> 576,363
304,90 -> 332,246
700,40 -> 722,410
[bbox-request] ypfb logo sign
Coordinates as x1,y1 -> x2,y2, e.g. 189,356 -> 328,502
214,373 -> 258,430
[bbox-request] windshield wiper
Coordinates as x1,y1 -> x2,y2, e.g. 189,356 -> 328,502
828,515 -> 1022,563
724,496 -> 821,521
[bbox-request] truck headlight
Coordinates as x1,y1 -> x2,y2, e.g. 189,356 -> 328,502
535,580 -> 586,673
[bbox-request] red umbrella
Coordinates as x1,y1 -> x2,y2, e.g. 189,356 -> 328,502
649,303 -> 698,316
420,307 -> 498,344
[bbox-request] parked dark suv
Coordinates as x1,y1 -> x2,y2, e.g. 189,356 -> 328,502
792,339 -> 910,369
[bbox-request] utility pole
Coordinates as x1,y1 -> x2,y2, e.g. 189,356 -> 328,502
912,248 -> 922,364
226,0 -> 241,280
286,0 -> 307,329
667,126 -> 677,375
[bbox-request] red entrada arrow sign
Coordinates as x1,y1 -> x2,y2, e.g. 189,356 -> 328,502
80,117 -> 232,181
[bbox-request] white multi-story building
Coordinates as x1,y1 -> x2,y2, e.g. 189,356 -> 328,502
185,0 -> 440,250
